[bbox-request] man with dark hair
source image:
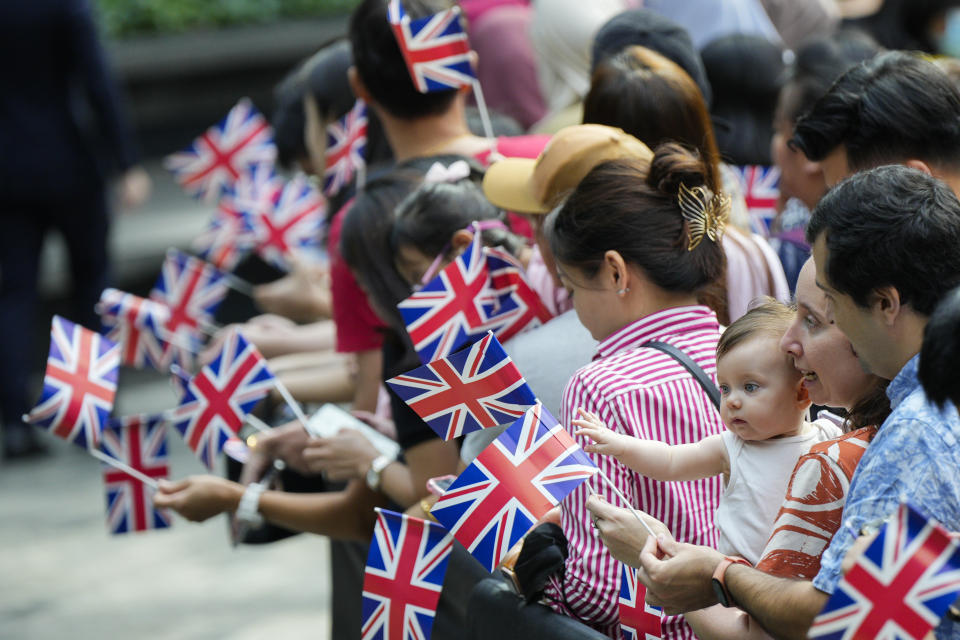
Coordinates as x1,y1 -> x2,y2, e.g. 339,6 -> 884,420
790,51 -> 960,192
588,166 -> 960,640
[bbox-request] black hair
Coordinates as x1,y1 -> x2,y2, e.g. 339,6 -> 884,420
340,154 -> 475,330
919,285 -> 960,408
550,143 -> 725,296
791,51 -> 960,170
348,0 -> 459,120
777,30 -> 881,126
845,0 -> 960,53
392,171 -> 527,264
700,34 -> 784,166
806,164 -> 960,315
591,8 -> 712,107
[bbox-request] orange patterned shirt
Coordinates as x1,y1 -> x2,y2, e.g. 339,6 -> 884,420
755,424 -> 878,580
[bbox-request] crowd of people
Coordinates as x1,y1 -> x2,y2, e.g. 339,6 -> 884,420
9,0 -> 960,638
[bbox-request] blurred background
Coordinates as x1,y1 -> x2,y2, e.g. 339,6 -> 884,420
2,1 -> 358,638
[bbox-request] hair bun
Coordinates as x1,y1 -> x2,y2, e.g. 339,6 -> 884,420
646,142 -> 709,196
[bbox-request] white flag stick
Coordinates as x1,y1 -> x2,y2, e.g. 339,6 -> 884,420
222,272 -> 255,298
89,448 -> 160,490
272,377 -> 311,434
245,414 -> 273,434
471,80 -> 495,140
589,472 -> 659,539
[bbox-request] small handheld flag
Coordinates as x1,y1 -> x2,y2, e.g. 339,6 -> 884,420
171,331 -> 275,469
100,415 -> 171,534
24,316 -> 119,449
324,99 -> 368,197
253,173 -> 325,270
809,502 -> 960,640
387,0 -> 476,94
387,331 -> 537,440
194,164 -> 282,271
362,508 -> 453,640
165,98 -> 276,202
429,403 -> 598,571
620,564 -> 662,640
98,288 -> 171,371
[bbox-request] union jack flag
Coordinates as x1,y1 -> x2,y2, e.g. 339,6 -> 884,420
809,502 -> 960,640
620,564 -> 662,640
388,0 -> 476,93
194,164 -> 282,271
430,403 -> 598,571
100,415 -> 171,534
362,508 -> 453,640
171,331 -> 275,470
165,98 -> 277,202
485,247 -> 554,343
324,99 -> 367,197
387,331 -> 538,441
733,165 -> 780,237
98,288 -> 170,371
151,249 -> 229,370
24,316 -> 119,449
253,173 -> 326,270
399,233 -> 552,363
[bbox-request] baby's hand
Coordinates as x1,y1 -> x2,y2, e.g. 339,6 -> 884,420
572,408 -> 628,457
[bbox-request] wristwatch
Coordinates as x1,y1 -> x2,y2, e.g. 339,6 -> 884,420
366,455 -> 392,491
711,556 -> 751,607
236,482 -> 266,528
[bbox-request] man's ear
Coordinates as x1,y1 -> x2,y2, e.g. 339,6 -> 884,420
871,285 -> 903,327
904,158 -> 934,176
348,66 -> 372,102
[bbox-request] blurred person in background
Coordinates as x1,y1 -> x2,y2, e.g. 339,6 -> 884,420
583,45 -> 789,322
701,34 -> 785,237
0,0 -> 151,459
768,30 -> 880,289
845,0 -> 960,54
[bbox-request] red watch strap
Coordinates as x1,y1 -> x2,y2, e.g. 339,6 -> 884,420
713,556 -> 751,606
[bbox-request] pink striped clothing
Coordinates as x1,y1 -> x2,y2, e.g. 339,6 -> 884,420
545,305 -> 725,639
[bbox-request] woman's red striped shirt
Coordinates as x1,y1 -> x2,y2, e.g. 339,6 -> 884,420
546,305 -> 725,640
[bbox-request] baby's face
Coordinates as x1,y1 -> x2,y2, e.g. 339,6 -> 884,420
717,334 -> 807,441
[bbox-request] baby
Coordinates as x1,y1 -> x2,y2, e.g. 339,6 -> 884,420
574,301 -> 842,564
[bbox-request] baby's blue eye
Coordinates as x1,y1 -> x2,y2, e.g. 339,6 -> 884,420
719,384 -> 730,395
744,383 -> 759,393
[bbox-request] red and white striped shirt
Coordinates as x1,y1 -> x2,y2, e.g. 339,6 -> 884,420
546,305 -> 725,639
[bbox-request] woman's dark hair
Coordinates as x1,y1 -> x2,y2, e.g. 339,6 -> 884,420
700,34 -> 784,166
843,377 -> 891,431
392,173 -> 527,263
791,51 -> 960,171
920,285 -> 960,408
591,8 -> 713,107
806,164 -> 960,316
340,155 -> 475,330
583,45 -> 722,192
777,30 -> 881,127
349,0 -> 459,120
550,143 -> 725,300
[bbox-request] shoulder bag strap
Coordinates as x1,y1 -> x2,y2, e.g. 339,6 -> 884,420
642,340 -> 721,410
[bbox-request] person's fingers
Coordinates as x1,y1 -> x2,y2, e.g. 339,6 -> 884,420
157,477 -> 190,494
655,533 -> 679,558
585,494 -> 617,520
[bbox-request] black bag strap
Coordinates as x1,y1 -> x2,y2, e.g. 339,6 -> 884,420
642,340 -> 721,409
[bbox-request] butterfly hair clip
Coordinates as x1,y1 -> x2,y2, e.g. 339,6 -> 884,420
677,182 -> 730,251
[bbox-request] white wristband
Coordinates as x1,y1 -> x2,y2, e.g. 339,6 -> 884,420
236,482 -> 266,528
